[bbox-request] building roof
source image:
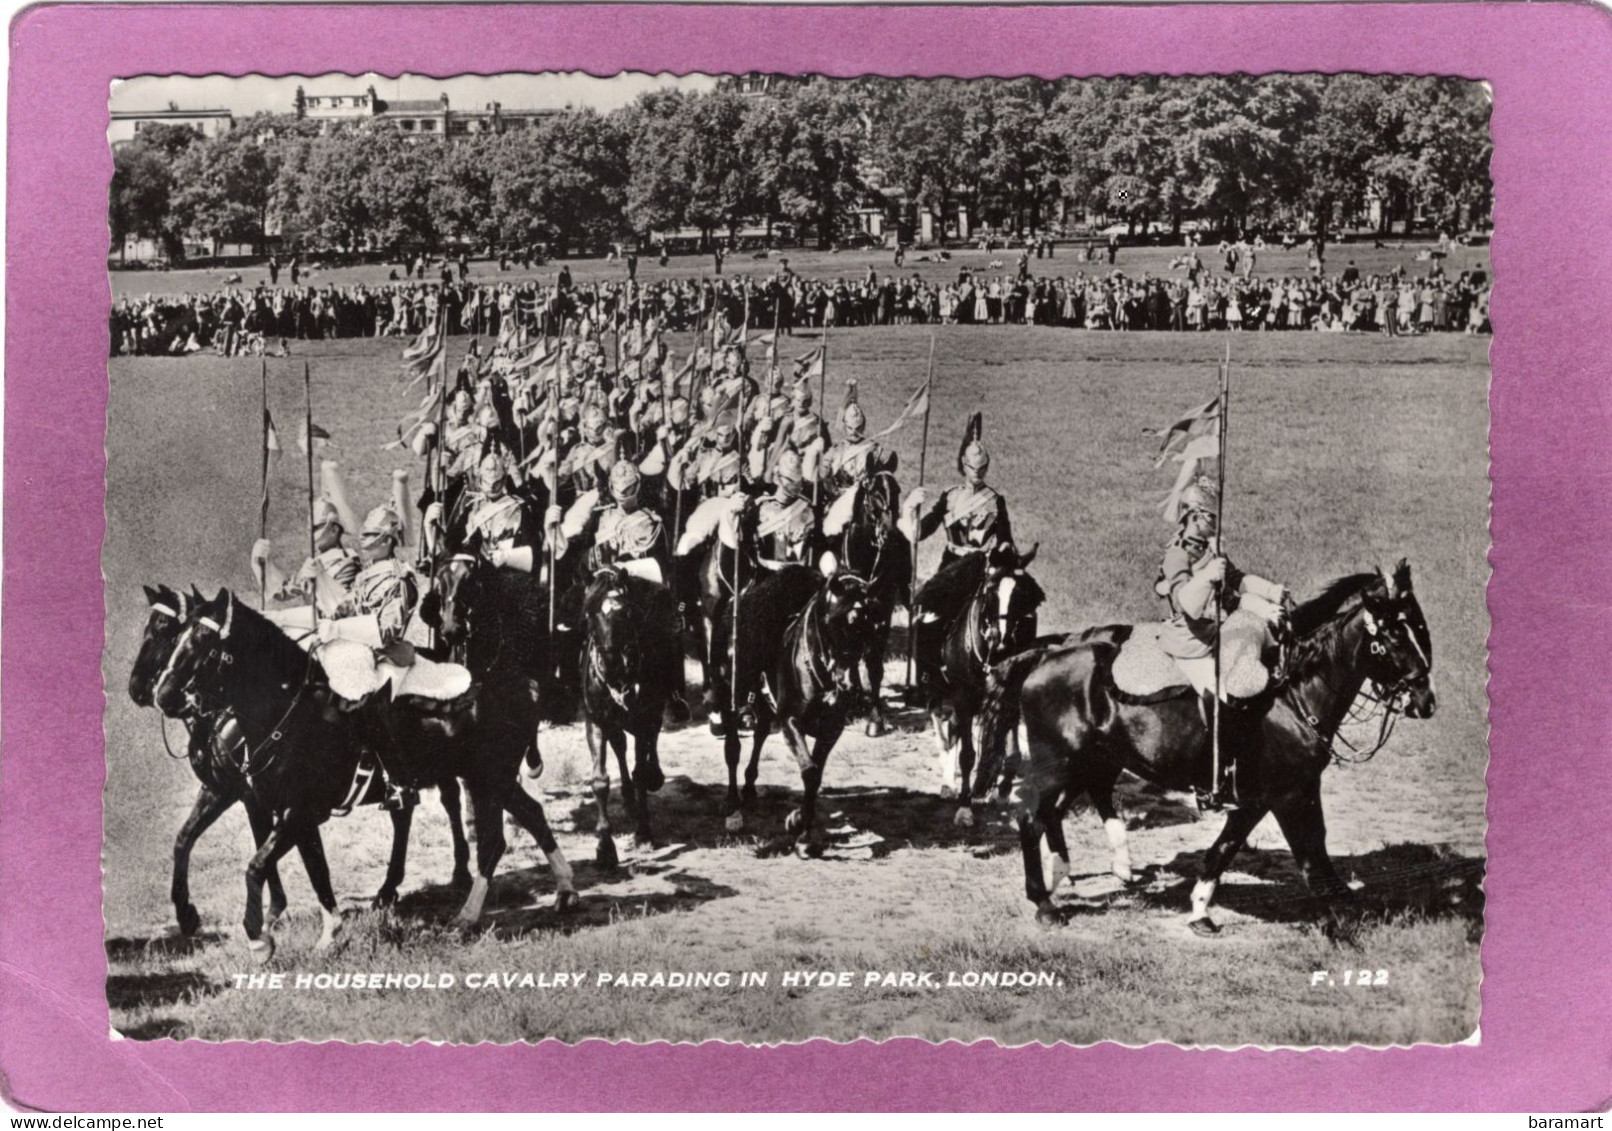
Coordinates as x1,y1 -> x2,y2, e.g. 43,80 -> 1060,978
111,108 -> 233,120
381,99 -> 445,114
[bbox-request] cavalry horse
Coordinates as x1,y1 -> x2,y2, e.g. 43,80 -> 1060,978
580,565 -> 682,868
130,585 -> 471,937
154,585 -> 572,962
921,542 -> 1045,827
430,557 -> 580,920
686,499 -> 762,734
711,564 -> 878,853
829,471 -> 912,737
974,561 -> 1437,935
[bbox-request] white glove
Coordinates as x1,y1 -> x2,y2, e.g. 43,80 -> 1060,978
423,502 -> 444,529
251,538 -> 272,564
1201,556 -> 1228,584
316,618 -> 338,643
490,547 -> 510,568
545,505 -> 564,528
904,487 -> 928,512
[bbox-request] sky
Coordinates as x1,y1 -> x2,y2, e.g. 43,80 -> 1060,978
109,71 -> 716,117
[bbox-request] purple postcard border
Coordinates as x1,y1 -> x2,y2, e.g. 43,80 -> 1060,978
6,3 -> 1611,1113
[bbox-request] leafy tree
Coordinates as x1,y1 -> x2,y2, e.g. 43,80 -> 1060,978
168,128 -> 277,253
871,79 -> 974,243
110,142 -> 182,260
767,79 -> 867,248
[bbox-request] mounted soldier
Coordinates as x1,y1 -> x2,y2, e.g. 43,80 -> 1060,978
1155,480 -> 1290,801
251,498 -> 360,612
557,458 -> 672,581
443,444 -> 541,573
821,380 -> 897,503
901,413 -> 1015,699
754,450 -> 819,571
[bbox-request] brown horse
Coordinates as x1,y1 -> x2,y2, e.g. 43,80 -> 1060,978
975,561 -> 1437,935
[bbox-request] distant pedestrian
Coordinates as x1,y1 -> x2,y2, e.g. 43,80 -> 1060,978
268,254 -> 280,286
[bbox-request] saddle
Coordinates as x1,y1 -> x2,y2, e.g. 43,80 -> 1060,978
315,637 -> 474,705
1109,624 -> 1197,701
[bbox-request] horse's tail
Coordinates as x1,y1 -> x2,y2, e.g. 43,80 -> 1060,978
974,648 -> 1048,798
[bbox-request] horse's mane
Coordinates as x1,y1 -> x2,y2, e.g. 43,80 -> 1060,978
1285,572 -> 1384,677
216,592 -> 314,685
585,572 -> 681,639
734,565 -> 823,667
1289,572 -> 1382,638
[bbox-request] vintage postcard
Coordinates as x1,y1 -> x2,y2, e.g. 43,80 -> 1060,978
4,1 -> 1609,1113
103,66 -> 1487,1048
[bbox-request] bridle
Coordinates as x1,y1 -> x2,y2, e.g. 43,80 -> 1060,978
1284,598 -> 1427,766
159,596 -> 316,781
587,578 -> 641,711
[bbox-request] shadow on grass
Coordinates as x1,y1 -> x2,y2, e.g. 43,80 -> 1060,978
1057,841 -> 1485,939
106,930 -> 229,962
106,970 -> 215,1012
554,773 -> 1021,858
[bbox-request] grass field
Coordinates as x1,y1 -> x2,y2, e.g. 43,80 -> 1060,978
103,306 -> 1490,1045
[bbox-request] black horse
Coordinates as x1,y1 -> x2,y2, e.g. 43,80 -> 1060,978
831,471 -> 912,736
430,557 -> 581,920
920,542 -> 1044,827
711,565 -> 878,854
580,566 -> 682,869
975,561 -> 1437,934
154,586 -> 570,962
131,587 -> 475,937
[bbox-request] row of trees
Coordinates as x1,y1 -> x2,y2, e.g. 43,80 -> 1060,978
111,74 -> 1492,262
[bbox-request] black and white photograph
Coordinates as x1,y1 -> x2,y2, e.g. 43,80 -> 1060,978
104,69 -> 1491,1046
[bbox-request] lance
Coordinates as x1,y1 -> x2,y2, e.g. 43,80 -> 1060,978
730,365 -> 747,717
905,329 -> 937,691
548,348 -> 562,679
812,321 -> 830,509
303,361 -> 318,628
259,358 -> 271,610
1211,337 -> 1231,805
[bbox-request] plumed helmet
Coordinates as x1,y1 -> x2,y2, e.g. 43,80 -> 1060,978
775,450 -> 805,487
768,395 -> 791,422
842,402 -> 867,434
1178,481 -> 1219,522
312,499 -> 342,530
360,505 -> 404,545
609,458 -> 642,501
581,404 -> 607,441
669,397 -> 691,426
714,411 -> 738,449
957,412 -> 989,474
791,380 -> 813,410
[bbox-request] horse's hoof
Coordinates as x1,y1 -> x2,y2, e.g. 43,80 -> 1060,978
630,832 -> 658,852
247,935 -> 276,965
939,785 -> 957,800
636,763 -> 666,794
724,812 -> 745,833
372,887 -> 398,910
555,889 -> 580,914
665,697 -> 692,725
596,837 -> 620,872
1113,865 -> 1137,885
263,906 -> 286,932
866,718 -> 889,738
1188,916 -> 1221,937
784,808 -> 804,834
741,784 -> 758,808
708,718 -> 727,738
954,806 -> 975,829
177,904 -> 202,938
1034,903 -> 1064,928
794,836 -> 826,860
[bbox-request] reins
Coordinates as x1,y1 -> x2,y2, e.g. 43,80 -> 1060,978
1280,601 -> 1412,766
